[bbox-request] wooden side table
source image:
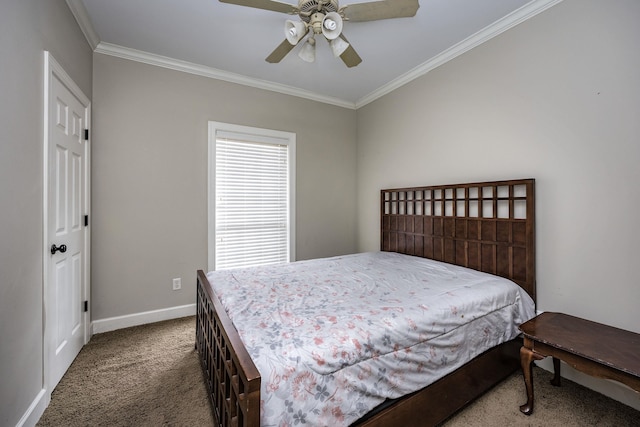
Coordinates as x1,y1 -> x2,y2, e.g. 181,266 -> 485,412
518,312 -> 640,415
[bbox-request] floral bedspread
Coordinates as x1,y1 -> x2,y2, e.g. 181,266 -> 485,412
207,252 -> 535,426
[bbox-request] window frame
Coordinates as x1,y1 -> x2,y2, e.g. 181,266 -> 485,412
208,121 -> 296,271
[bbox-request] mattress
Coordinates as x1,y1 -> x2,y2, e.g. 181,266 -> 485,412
206,251 -> 535,426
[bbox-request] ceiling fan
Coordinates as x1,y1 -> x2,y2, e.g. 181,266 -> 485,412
219,0 -> 420,67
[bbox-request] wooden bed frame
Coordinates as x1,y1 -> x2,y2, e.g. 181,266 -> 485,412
196,178 -> 535,426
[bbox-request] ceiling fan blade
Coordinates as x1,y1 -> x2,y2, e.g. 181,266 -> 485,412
343,0 -> 419,22
266,39 -> 296,63
337,34 -> 362,68
219,0 -> 297,14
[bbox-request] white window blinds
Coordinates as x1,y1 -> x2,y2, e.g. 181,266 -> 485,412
214,130 -> 293,270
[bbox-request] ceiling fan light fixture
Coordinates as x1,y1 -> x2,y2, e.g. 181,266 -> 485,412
321,12 -> 343,40
233,0 -> 419,67
284,20 -> 308,45
298,36 -> 316,62
330,37 -> 349,57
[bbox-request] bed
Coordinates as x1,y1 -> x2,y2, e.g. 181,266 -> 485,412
196,178 -> 536,426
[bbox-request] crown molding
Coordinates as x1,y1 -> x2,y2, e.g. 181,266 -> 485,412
65,0 -> 100,50
69,0 -> 562,110
355,0 -> 565,108
94,42 -> 357,110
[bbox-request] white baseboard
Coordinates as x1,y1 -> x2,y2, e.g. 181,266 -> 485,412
91,303 -> 196,334
16,388 -> 47,427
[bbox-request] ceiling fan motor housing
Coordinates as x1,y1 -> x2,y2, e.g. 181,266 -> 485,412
298,0 -> 340,22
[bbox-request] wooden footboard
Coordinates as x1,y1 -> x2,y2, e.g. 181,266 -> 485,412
196,269 -> 261,427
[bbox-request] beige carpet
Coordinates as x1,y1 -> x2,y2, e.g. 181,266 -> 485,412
37,316 -> 639,426
37,316 -> 213,426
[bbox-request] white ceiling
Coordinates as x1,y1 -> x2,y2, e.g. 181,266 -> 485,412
68,0 -> 562,108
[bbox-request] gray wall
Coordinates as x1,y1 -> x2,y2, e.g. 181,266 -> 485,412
356,0 -> 640,407
0,0 -> 93,425
91,54 -> 357,320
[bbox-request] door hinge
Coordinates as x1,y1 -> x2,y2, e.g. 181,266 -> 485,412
83,300 -> 88,312
84,129 -> 89,141
84,215 -> 89,227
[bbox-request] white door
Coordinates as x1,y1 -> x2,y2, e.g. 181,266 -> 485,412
44,52 -> 91,391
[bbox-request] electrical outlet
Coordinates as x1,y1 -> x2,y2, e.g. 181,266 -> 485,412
172,278 -> 181,290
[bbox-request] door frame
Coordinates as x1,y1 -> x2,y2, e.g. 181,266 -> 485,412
42,51 -> 91,399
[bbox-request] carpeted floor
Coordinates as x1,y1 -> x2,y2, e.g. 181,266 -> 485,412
37,316 -> 213,426
37,316 -> 639,426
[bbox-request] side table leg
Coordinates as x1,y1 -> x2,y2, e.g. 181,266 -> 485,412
519,345 -> 544,415
551,357 -> 562,386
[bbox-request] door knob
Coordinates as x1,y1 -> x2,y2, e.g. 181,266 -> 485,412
51,244 -> 67,255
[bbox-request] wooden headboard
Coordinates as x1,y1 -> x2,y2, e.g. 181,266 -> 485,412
381,179 -> 535,302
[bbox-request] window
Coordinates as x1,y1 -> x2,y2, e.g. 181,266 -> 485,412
208,122 -> 295,270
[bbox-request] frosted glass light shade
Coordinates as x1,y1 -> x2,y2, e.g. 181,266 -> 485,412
285,20 -> 307,45
321,12 -> 343,40
298,38 -> 316,62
